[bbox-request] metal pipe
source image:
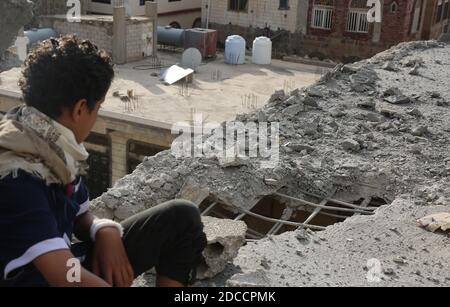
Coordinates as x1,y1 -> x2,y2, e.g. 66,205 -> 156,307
234,213 -> 246,221
355,197 -> 373,216
235,207 -> 326,231
317,211 -> 351,220
297,189 -> 378,211
303,199 -> 328,225
274,193 -> 374,215
201,202 -> 217,216
246,228 -> 265,238
267,208 -> 293,236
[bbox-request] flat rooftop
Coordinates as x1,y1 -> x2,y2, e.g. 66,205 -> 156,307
0,51 -> 326,128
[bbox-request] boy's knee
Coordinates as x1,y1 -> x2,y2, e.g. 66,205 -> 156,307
163,199 -> 202,227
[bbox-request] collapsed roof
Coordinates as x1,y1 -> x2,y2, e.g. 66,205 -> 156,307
93,40 -> 450,286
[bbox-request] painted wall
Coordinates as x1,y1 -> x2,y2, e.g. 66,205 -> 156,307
202,0 -> 308,34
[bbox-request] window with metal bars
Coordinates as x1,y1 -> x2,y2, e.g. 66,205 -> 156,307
347,11 -> 369,32
346,0 -> 369,33
312,7 -> 334,29
311,0 -> 334,30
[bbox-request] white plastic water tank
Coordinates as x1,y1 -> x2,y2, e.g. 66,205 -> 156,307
252,36 -> 272,65
225,35 -> 246,65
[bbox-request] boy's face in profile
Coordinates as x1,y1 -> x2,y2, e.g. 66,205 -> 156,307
78,100 -> 103,143
67,98 -> 104,144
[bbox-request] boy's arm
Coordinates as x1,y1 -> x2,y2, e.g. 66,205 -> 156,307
74,212 -> 134,287
33,249 -> 110,287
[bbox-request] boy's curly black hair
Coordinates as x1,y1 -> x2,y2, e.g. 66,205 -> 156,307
19,35 -> 114,119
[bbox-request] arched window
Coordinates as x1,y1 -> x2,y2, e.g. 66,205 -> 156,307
311,0 -> 334,30
411,0 -> 422,33
390,1 -> 398,12
350,0 -> 368,8
346,0 -> 370,33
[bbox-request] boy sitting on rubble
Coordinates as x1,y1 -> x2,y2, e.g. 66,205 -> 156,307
0,35 -> 207,287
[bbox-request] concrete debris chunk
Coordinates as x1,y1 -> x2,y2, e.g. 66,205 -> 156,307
341,139 -> 361,152
417,213 -> 450,233
382,61 -> 399,72
383,87 -> 413,105
226,270 -> 271,287
269,90 -> 286,102
380,108 -> 402,119
406,108 -> 423,117
307,87 -> 325,98
282,104 -> 303,116
411,126 -> 429,137
177,178 -> 210,205
357,100 -> 376,111
329,108 -> 346,118
303,96 -> 319,108
401,57 -> 424,67
409,64 -> 421,76
287,143 -> 315,153
349,67 -> 378,92
199,216 -> 247,279
383,87 -> 401,97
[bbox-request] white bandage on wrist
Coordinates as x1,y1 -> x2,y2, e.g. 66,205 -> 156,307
89,218 -> 124,241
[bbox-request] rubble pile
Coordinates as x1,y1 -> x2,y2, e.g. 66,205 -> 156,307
93,41 -> 450,286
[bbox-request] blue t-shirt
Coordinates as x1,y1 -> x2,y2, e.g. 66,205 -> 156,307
0,170 -> 89,286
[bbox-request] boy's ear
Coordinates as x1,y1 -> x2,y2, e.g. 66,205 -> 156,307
71,99 -> 88,123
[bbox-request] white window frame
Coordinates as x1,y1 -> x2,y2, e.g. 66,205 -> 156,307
311,5 -> 334,30
346,9 -> 369,33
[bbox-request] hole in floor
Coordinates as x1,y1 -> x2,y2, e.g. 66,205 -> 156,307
200,191 -> 387,240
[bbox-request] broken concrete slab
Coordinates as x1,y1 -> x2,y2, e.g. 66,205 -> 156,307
177,177 -> 210,206
199,216 -> 247,280
341,139 -> 360,152
226,270 -> 271,287
349,67 -> 379,92
417,212 -> 450,232
382,61 -> 399,72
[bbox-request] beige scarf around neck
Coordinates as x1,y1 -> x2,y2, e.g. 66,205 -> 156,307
0,105 -> 89,185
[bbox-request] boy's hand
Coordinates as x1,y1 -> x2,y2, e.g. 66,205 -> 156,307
91,227 -> 134,287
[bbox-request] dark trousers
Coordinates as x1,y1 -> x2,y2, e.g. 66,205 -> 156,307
121,199 -> 207,285
2,200 -> 207,287
84,199 -> 208,286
